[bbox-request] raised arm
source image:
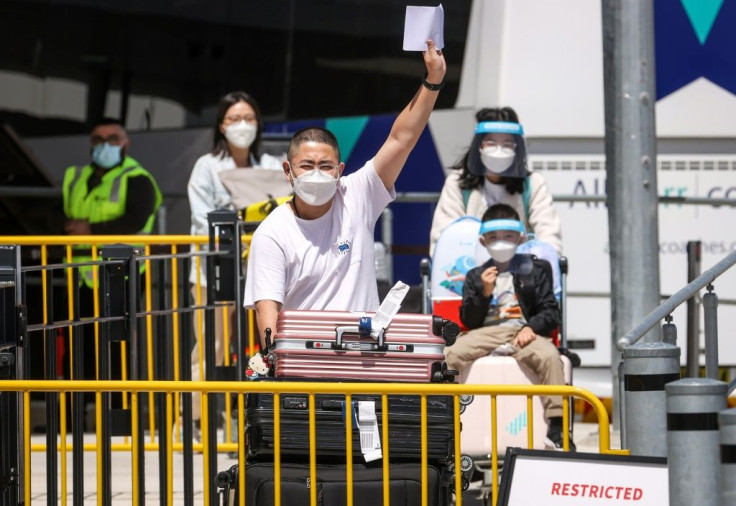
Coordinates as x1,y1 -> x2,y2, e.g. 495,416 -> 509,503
373,39 -> 447,190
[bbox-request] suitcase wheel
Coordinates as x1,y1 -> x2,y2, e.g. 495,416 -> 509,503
459,394 -> 474,406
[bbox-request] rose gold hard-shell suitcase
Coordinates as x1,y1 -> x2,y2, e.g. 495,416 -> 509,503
272,310 -> 459,382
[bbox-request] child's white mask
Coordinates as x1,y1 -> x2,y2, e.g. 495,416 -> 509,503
486,240 -> 517,263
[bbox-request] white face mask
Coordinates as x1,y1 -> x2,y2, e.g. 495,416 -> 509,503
480,147 -> 515,174
224,120 -> 257,149
290,165 -> 339,206
486,240 -> 518,263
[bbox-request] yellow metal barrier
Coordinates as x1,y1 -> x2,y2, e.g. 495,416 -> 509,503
0,379 -> 624,506
0,234 -> 259,503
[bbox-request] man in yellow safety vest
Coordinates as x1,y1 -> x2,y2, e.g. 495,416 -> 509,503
62,118 -> 162,288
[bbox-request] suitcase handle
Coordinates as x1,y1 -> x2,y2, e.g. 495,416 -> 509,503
432,316 -> 460,346
334,326 -> 386,351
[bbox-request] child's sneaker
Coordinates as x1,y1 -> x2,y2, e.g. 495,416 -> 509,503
544,428 -> 576,451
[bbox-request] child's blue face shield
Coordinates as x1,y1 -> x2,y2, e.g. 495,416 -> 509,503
478,218 -> 533,272
479,219 -> 526,237
468,121 -> 527,178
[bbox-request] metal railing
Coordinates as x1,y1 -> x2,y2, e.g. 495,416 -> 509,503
616,248 -> 736,458
0,218 -> 626,506
390,192 -> 736,207
0,231 -> 257,494
0,379 -> 618,506
617,249 -> 736,351
0,211 -> 265,503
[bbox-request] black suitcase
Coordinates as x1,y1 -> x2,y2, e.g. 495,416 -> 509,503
217,462 -> 450,506
245,392 -> 456,464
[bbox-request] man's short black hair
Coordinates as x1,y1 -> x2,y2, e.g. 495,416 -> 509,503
482,203 -> 519,222
91,117 -> 125,131
288,127 -> 341,161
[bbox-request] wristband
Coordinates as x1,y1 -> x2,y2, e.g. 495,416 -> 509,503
422,72 -> 444,91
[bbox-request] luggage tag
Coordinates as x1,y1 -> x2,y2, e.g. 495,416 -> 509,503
341,400 -> 382,462
370,281 -> 410,339
246,328 -> 273,380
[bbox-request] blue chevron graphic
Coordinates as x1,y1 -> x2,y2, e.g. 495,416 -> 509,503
680,0 -> 724,44
655,0 -> 736,99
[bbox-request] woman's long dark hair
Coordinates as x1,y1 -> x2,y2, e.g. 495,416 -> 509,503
453,107 -> 528,195
211,91 -> 263,160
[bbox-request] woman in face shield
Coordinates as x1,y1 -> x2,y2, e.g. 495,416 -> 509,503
429,107 -> 562,256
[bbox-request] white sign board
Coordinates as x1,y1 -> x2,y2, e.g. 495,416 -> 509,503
534,155 -> 736,368
499,449 -> 668,505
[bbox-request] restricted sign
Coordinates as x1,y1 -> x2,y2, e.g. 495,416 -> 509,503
498,449 -> 668,505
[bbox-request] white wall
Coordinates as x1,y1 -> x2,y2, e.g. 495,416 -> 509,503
456,0 -> 736,138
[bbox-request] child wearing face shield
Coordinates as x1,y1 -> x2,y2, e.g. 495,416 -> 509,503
444,203 -> 574,450
429,107 -> 562,257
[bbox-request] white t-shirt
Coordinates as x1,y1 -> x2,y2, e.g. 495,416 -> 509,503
483,178 -> 511,208
243,158 -> 395,311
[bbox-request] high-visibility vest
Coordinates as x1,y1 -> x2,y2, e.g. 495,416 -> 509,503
62,156 -> 162,288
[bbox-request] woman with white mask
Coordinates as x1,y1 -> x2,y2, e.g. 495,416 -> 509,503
429,107 -> 562,257
188,91 -> 285,243
186,91 -> 285,429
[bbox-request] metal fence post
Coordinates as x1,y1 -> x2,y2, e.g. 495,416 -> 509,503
0,245 -> 21,504
420,258 -> 431,315
179,255 -> 195,506
559,256 -> 568,348
686,241 -> 701,378
97,249 -> 119,506
602,0 -> 662,433
622,341 -> 680,456
719,407 -> 736,505
207,209 -> 240,381
206,210 -> 239,506
41,251 -> 58,502
101,244 -> 144,504
666,378 -> 727,506
702,285 -> 719,380
155,257 -> 171,504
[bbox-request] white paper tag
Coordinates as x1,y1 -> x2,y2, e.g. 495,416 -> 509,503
370,281 -> 410,339
357,401 -> 382,462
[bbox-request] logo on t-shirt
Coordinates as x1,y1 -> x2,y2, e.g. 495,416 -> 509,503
337,239 -> 351,255
485,272 -> 523,324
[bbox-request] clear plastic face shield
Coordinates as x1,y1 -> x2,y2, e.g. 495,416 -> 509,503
479,218 -> 533,272
467,121 -> 528,178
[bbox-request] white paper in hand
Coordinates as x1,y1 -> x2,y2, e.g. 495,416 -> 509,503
403,4 -> 445,51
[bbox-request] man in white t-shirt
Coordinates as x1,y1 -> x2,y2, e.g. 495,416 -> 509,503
244,39 -> 446,346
